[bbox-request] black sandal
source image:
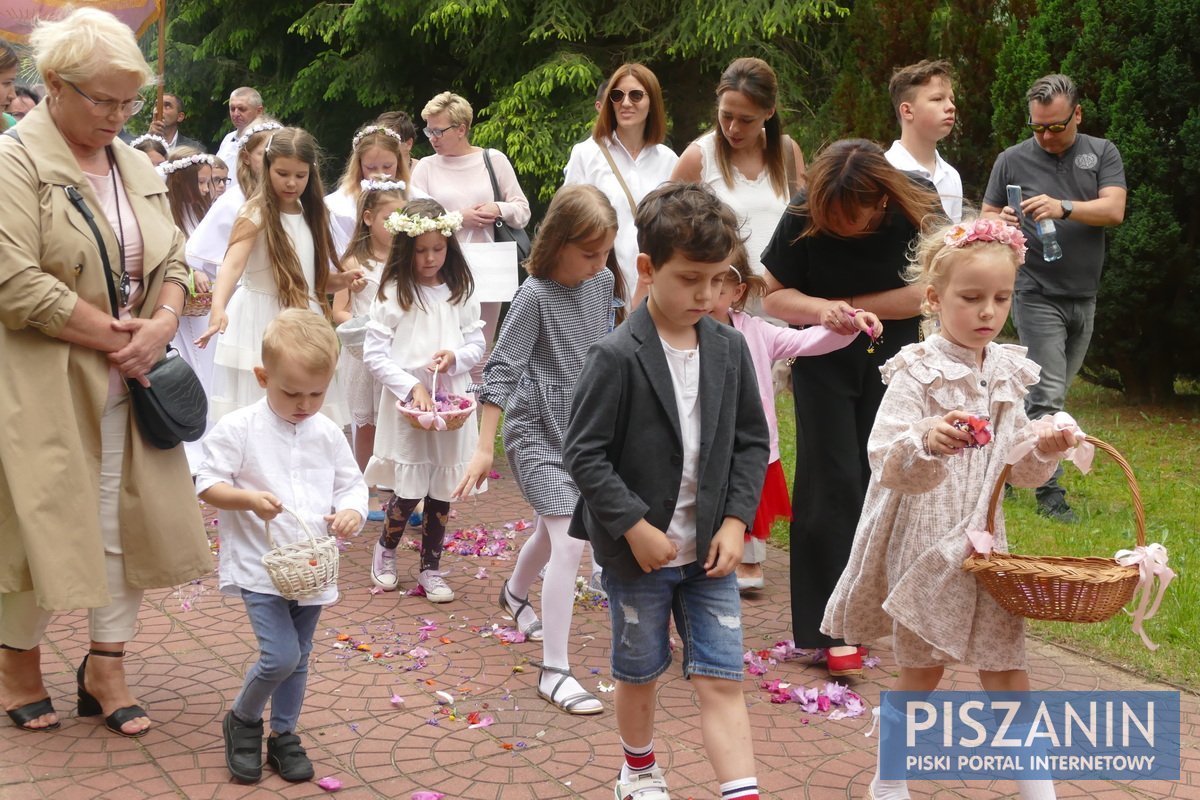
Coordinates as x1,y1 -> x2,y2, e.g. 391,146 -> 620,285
497,580 -> 544,642
77,648 -> 150,738
1,644 -> 60,732
267,731 -> 315,782
536,664 -> 603,716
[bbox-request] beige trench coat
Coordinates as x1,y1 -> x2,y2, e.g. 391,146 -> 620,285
0,103 -> 212,610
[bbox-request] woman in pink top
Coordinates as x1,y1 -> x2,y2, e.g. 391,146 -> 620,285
709,245 -> 880,592
409,92 -> 531,350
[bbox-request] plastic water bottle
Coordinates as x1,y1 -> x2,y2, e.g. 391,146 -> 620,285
1038,219 -> 1063,262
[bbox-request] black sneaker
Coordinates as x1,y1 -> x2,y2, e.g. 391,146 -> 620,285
267,731 -> 315,782
222,710 -> 263,783
1037,500 -> 1079,524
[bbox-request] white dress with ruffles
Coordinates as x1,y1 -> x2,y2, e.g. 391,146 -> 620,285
341,257 -> 385,426
821,335 -> 1060,671
363,283 -> 486,501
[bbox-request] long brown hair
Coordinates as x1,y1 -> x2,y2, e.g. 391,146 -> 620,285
342,185 -> 406,266
592,63 -> 667,147
336,124 -> 410,199
0,42 -> 18,133
234,127 -> 336,315
162,147 -> 213,233
714,57 -> 788,199
526,184 -> 628,326
794,138 -> 941,239
377,199 -> 474,312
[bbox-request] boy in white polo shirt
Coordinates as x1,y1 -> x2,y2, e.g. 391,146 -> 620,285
885,59 -> 963,222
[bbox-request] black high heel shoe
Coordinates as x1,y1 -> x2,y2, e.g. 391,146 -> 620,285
77,648 -> 149,737
1,644 -> 60,732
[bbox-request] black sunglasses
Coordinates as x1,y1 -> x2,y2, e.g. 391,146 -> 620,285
609,89 -> 647,104
1026,108 -> 1076,134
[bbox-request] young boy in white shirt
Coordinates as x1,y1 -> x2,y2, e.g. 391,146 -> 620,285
564,183 -> 769,800
197,309 -> 368,785
885,59 -> 963,222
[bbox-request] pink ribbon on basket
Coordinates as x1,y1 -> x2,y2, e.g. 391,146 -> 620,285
1114,543 -> 1175,651
965,413 -> 1092,557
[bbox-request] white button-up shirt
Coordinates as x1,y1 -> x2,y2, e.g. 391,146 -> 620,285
885,140 -> 963,222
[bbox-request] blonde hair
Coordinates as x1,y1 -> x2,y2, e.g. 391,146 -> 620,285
525,184 -> 627,325
236,121 -> 277,198
343,185 -> 406,265
906,215 -> 1022,317
421,91 -> 473,129
336,125 -> 409,198
30,7 -> 156,88
261,309 -> 339,375
233,127 -> 336,317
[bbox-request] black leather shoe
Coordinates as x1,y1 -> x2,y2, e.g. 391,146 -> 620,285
222,710 -> 263,783
267,731 -> 315,781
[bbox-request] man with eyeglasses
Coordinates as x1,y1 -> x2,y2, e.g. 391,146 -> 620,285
982,73 -> 1126,524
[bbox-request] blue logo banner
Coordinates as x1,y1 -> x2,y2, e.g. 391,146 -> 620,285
879,690 -> 1180,781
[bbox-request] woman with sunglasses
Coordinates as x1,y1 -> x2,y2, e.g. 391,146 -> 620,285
670,57 -> 806,280
0,7 -> 210,737
409,92 -> 531,354
562,64 -> 678,302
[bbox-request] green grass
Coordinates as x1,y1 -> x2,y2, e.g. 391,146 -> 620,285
771,382 -> 1200,689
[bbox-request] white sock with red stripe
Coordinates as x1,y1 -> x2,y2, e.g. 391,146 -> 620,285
720,778 -> 759,799
619,739 -> 656,782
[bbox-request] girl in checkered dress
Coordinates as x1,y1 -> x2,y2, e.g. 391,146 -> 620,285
455,184 -> 627,715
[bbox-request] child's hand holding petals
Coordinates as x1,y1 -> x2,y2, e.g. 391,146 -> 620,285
409,384 -> 433,412
851,311 -> 882,338
325,510 -> 362,538
924,410 -> 975,456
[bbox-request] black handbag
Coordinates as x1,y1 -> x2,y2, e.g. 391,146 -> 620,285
481,149 -> 531,262
63,181 -> 207,449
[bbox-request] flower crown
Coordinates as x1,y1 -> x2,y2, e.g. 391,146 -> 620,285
360,178 -> 407,194
237,121 -> 283,147
156,152 -> 216,176
129,133 -> 168,150
383,209 -> 463,238
352,125 -> 405,149
943,218 -> 1028,263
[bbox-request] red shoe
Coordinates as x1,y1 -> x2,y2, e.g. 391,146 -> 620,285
826,647 -> 863,677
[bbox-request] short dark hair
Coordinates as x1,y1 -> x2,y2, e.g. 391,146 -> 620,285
636,182 -> 742,269
15,84 -> 40,103
889,59 -> 953,119
1026,73 -> 1079,108
163,91 -> 182,110
374,110 -> 417,142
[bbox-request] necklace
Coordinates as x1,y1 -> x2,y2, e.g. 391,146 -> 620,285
106,147 -> 131,308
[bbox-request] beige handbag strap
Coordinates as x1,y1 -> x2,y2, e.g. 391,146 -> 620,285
599,143 -> 638,217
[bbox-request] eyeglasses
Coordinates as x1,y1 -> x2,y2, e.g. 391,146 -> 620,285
423,123 -> 460,139
63,79 -> 145,117
1026,108 -> 1076,134
609,89 -> 647,104
214,177 -> 233,185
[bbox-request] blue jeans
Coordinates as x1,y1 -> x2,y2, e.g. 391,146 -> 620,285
1011,291 -> 1096,505
233,590 -> 322,733
602,562 -> 744,684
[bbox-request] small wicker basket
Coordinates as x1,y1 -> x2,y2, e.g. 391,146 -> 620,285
261,506 -> 340,600
962,436 -> 1142,623
182,291 -> 212,317
395,366 -> 475,431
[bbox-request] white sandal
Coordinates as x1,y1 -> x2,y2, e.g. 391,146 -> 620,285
537,665 -> 603,716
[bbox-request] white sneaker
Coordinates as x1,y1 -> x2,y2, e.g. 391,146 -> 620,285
370,542 -> 399,591
614,766 -> 670,800
418,570 -> 454,603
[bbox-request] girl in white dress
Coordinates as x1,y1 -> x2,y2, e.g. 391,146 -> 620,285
158,147 -> 218,471
362,200 -> 485,603
332,180 -> 407,493
326,125 -> 408,258
197,127 -> 361,422
821,218 -> 1078,800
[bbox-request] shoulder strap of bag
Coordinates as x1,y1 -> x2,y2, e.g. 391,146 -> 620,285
599,143 -> 638,217
5,127 -> 121,318
481,148 -> 502,204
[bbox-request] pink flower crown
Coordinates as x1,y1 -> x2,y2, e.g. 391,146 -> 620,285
943,218 -> 1028,263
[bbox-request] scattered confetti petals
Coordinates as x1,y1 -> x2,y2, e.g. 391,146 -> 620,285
597,681 -> 615,693
467,715 -> 494,729
412,793 -> 445,800
317,776 -> 343,792
390,693 -> 405,706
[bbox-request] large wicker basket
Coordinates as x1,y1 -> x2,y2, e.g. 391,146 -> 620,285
261,507 -> 340,600
961,436 -> 1142,623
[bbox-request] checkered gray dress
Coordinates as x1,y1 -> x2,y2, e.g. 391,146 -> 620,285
475,270 -> 616,515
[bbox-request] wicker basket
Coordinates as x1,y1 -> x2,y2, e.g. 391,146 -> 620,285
962,436 -> 1143,623
182,290 -> 212,317
397,394 -> 476,431
261,506 -> 340,600
335,315 -> 368,359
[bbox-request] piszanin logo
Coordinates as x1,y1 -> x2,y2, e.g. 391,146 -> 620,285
879,691 -> 1180,781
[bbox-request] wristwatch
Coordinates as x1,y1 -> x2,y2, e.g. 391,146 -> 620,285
1061,199 -> 1073,219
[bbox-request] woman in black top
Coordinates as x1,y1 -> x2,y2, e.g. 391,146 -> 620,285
761,139 -> 941,677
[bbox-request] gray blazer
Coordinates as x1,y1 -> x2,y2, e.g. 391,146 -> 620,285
564,303 -> 769,581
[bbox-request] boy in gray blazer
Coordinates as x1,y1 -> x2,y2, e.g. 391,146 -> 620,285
564,183 -> 769,800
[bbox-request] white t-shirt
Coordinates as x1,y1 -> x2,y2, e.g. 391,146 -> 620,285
216,130 -> 241,184
662,340 -> 701,567
885,140 -> 963,222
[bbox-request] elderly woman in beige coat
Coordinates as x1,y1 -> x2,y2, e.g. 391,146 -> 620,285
0,8 -> 211,737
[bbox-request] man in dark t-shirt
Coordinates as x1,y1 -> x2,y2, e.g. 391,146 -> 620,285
982,73 -> 1127,522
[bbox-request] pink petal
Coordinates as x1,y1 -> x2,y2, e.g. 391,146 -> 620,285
317,776 -> 343,791
411,793 -> 446,800
390,693 -> 405,706
467,715 -> 494,729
